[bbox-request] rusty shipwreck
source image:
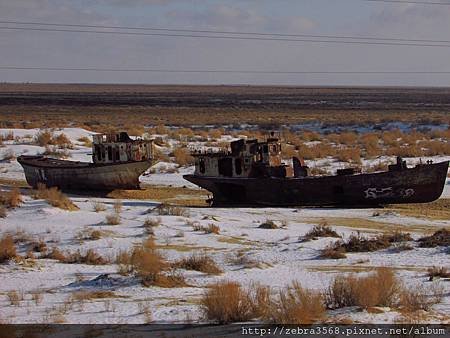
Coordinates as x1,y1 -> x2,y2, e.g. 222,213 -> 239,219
183,136 -> 449,207
18,132 -> 154,191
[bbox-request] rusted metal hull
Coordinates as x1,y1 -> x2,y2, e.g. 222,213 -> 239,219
184,161 -> 449,207
18,155 -> 152,191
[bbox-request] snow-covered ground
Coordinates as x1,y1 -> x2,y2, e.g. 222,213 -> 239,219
0,128 -> 449,324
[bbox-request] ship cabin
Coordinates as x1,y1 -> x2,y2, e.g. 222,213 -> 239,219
92,132 -> 153,164
192,137 -> 298,178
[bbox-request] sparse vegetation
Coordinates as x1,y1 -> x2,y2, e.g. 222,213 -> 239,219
0,188 -> 23,208
200,281 -> 255,324
126,237 -> 187,287
427,266 -> 450,279
258,220 -> 278,229
191,223 -> 220,234
303,222 -> 340,241
154,203 -> 189,217
324,268 -> 400,309
418,228 -> 450,248
92,201 -> 107,212
173,147 -> 194,166
0,235 -> 17,263
105,213 -> 121,225
33,183 -> 78,210
174,253 -> 222,275
267,281 -> 325,324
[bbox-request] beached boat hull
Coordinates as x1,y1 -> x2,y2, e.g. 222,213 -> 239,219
18,155 -> 152,191
184,161 -> 449,207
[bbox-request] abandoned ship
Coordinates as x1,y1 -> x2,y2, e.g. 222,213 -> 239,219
18,132 -> 154,191
183,136 -> 449,207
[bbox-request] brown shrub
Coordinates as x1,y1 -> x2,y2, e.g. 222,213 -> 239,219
143,217 -> 161,228
336,148 -> 361,164
92,201 -> 107,212
320,243 -> 347,259
35,130 -> 54,146
130,237 -> 186,287
399,284 -> 443,312
47,248 -> 66,261
258,220 -> 278,229
113,200 -> 123,214
72,290 -> 116,301
64,249 -> 108,265
33,184 -> 78,210
77,136 -> 92,147
173,147 -> 194,166
341,232 -> 391,252
427,266 -> 450,279
7,290 -> 22,306
267,281 -> 325,324
105,213 -> 121,225
0,205 -> 6,218
303,222 -> 340,240
0,188 -> 23,208
201,281 -> 254,324
174,253 -> 222,275
54,133 -> 73,149
30,240 -> 47,253
324,268 -> 400,310
418,229 -> 449,248
0,235 -> 17,263
154,203 -> 189,217
204,223 -> 220,234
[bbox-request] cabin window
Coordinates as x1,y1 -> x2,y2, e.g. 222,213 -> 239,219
218,158 -> 233,177
108,146 -> 113,161
235,158 -> 242,175
199,158 -> 206,174
263,145 -> 268,153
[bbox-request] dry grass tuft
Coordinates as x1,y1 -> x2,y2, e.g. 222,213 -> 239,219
92,201 -> 107,212
126,237 -> 187,287
7,290 -> 23,306
0,188 -> 23,208
427,266 -> 450,279
77,136 -> 92,147
201,281 -> 325,324
33,183 -> 78,210
267,281 -> 325,324
144,217 -> 161,228
113,200 -> 123,214
418,228 -> 450,248
174,253 -> 222,275
173,147 -> 194,166
154,203 -> 190,217
0,205 -> 6,218
320,244 -> 347,259
258,220 -> 278,229
0,235 -> 17,263
303,222 -> 340,241
201,281 -> 255,324
63,249 -> 108,265
324,268 -> 400,310
72,290 -> 116,301
399,283 -> 444,312
105,213 -> 121,225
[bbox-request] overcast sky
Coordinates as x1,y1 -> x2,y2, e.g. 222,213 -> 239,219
1,0 -> 450,86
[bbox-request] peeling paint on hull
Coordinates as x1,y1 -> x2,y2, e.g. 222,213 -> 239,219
184,161 -> 449,207
18,155 -> 153,191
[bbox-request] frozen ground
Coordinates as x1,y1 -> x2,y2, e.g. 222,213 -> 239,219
0,128 -> 449,324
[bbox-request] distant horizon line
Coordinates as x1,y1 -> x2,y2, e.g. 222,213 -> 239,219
1,82 -> 450,89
